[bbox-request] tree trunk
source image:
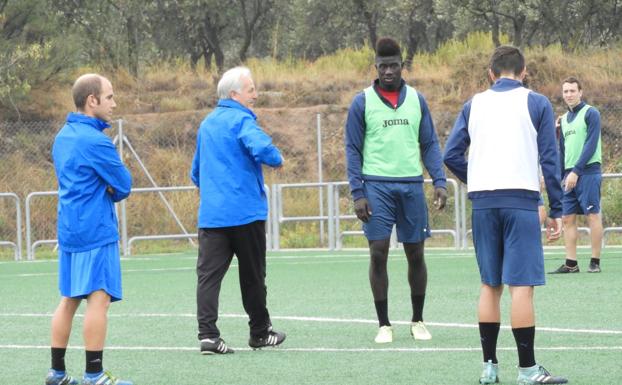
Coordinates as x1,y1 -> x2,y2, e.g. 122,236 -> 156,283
190,51 -> 201,70
488,0 -> 501,47
238,0 -> 251,63
126,15 -> 139,77
237,0 -> 271,63
203,50 -> 214,71
201,13 -> 225,73
491,13 -> 500,47
512,13 -> 526,47
214,47 -> 224,73
353,0 -> 378,50
272,18 -> 279,58
404,9 -> 421,70
364,10 -> 378,50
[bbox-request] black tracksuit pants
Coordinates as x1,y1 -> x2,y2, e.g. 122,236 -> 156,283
196,220 -> 271,340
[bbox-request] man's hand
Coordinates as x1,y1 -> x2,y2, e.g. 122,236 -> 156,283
106,186 -> 115,195
354,198 -> 372,223
433,187 -> 447,210
545,217 -> 563,242
274,157 -> 285,169
564,171 -> 578,191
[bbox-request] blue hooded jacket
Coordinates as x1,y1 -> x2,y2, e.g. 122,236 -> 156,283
190,99 -> 282,228
52,113 -> 132,252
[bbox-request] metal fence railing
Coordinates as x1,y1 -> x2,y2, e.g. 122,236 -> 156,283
3,174 -> 622,259
331,179 -> 461,250
0,192 -> 22,260
3,109 -> 622,259
3,105 -> 621,207
21,184 -> 273,259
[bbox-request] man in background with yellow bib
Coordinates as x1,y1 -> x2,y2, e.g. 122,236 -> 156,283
344,37 -> 447,344
550,77 -> 603,274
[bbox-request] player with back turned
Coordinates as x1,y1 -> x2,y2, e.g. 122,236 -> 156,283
444,46 -> 567,385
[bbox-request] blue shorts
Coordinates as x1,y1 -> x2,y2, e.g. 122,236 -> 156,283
472,208 -> 544,287
58,242 -> 123,302
562,173 -> 601,215
362,181 -> 430,243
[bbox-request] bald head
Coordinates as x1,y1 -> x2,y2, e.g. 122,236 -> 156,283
72,74 -> 106,110
72,73 -> 116,122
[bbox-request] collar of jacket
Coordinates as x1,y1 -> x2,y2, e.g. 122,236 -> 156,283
66,112 -> 111,131
217,99 -> 257,120
491,78 -> 523,91
567,101 -> 586,113
372,78 -> 406,92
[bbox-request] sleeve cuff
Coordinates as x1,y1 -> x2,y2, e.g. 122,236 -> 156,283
548,208 -> 562,219
351,189 -> 365,201
433,179 -> 447,189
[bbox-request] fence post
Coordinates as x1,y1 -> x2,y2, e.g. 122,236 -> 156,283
15,195 -> 22,260
0,193 -> 22,260
272,184 -> 280,250
327,183 -> 335,250
265,184 -> 272,251
317,113 -> 325,246
461,183 -> 468,249
334,184 -> 342,250
117,119 -> 129,256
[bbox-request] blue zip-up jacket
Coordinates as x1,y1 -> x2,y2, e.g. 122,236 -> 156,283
559,101 -> 601,177
190,99 -> 282,228
52,113 -> 132,252
443,78 -> 563,218
345,79 -> 447,201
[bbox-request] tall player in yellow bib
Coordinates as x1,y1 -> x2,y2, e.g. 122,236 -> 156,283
345,37 -> 447,343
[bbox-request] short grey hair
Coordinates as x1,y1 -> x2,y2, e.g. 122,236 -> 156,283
217,66 -> 252,99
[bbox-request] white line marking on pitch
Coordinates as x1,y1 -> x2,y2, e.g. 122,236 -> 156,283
1,312 -> 620,335
12,257 -> 426,277
0,249 -> 595,272
11,259 -> 367,277
1,246 -> 612,266
0,344 -> 620,353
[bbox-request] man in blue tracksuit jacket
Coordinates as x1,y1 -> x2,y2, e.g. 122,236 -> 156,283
190,66 -> 285,354
47,74 -> 133,385
444,46 -> 567,385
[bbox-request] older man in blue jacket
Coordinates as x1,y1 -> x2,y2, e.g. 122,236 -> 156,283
46,74 -> 132,385
191,66 -> 285,354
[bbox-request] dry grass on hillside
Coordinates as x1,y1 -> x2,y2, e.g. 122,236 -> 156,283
4,36 -> 622,252
7,35 -> 622,192
22,33 -> 622,124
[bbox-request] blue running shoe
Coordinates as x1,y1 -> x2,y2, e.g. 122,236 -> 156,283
479,360 -> 499,384
45,370 -> 79,385
81,371 -> 133,385
517,365 -> 568,384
